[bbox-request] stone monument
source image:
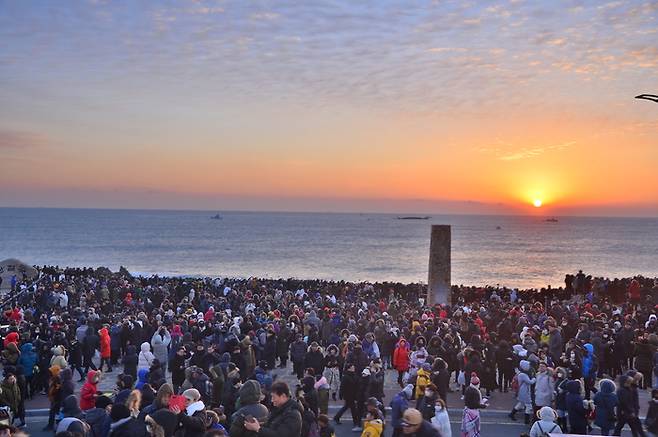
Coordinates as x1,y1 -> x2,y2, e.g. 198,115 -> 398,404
427,225 -> 451,305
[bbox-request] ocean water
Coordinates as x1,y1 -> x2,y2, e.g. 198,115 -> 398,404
1,208 -> 657,289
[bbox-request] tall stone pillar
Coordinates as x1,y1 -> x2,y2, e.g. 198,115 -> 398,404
428,225 -> 451,305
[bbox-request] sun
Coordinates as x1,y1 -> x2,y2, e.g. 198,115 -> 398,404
533,199 -> 543,208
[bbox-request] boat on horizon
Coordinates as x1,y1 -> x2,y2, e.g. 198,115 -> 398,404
545,217 -> 558,222
211,214 -> 223,220
397,216 -> 431,220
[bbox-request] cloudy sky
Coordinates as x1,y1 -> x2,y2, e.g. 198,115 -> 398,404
1,0 -> 657,215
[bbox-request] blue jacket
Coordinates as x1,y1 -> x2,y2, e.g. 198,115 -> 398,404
582,343 -> 596,378
390,391 -> 410,428
18,343 -> 38,377
135,368 -> 149,390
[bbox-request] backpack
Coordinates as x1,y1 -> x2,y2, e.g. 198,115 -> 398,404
536,422 -> 557,437
511,374 -> 519,395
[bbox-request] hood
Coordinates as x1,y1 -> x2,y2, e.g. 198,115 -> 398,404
584,343 -> 594,355
238,380 -> 262,405
140,342 -> 151,353
156,383 -> 174,404
137,368 -> 149,383
52,345 -> 64,356
62,394 -> 82,418
152,335 -> 163,345
364,419 -> 383,434
99,328 -> 109,338
567,380 -> 581,394
20,343 -> 33,354
538,406 -> 557,422
220,352 -> 231,363
599,378 -> 616,394
618,375 -> 631,388
86,370 -> 100,384
6,342 -> 18,353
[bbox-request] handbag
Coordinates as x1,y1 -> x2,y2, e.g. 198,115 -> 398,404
457,370 -> 466,386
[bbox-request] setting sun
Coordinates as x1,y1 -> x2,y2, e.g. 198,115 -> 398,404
533,199 -> 543,208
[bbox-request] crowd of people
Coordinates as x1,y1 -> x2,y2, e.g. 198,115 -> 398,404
0,266 -> 657,437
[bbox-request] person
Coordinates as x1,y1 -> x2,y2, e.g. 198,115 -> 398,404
593,378 -> 618,436
415,363 -> 432,400
400,408 -> 439,437
55,394 -> 86,435
416,383 -> 438,420
17,343 -> 37,400
534,363 -> 554,413
317,414 -> 335,437
151,327 -> 171,374
139,382 -> 174,420
614,374 -> 647,437
509,360 -> 535,424
144,409 -> 179,437
290,335 -> 308,380
582,343 -> 598,399
42,366 -> 62,431
528,406 -> 562,437
430,399 -> 451,437
171,388 -> 207,437
99,326 -> 113,373
360,409 -> 383,437
230,380 -> 269,437
243,381 -> 302,437
115,374 -> 135,405
391,385 -> 414,437
565,380 -> 588,435
0,369 -> 21,428
80,370 -> 101,411
647,389 -> 658,437
83,395 -> 113,437
333,363 -> 359,429
138,342 -> 155,371
109,403 -> 148,436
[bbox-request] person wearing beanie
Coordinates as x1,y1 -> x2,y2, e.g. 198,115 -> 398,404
464,374 -> 486,410
400,408 -> 438,437
415,363 -> 432,399
114,373 -> 135,406
145,409 -> 179,437
566,379 -> 589,435
230,380 -> 269,437
593,379 -> 618,436
391,384 -> 415,437
109,402 -> 147,436
529,406 -> 562,437
171,388 -> 207,437
509,360 -> 536,424
0,369 -> 20,423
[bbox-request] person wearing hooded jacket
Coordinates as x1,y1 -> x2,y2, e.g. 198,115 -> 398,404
333,362 -> 360,428
230,380 -> 269,437
99,326 -> 113,372
80,370 -> 101,411
594,378 -> 618,436
390,384 -> 413,437
509,360 -> 535,424
151,327 -> 171,374
566,379 -> 588,435
393,339 -> 410,388
122,345 -> 138,381
529,406 -> 562,437
582,343 -> 598,399
109,403 -> 148,437
84,395 -> 113,437
145,408 -> 179,437
18,342 -> 37,399
138,342 -> 155,370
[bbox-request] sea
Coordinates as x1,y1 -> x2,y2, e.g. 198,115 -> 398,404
1,208 -> 657,289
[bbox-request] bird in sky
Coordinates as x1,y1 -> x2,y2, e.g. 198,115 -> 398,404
635,94 -> 658,103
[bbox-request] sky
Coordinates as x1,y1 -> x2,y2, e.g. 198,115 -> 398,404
1,0 -> 657,216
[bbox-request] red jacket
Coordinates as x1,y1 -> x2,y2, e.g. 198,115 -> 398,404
3,332 -> 19,348
393,340 -> 410,372
80,371 -> 99,410
99,328 -> 111,359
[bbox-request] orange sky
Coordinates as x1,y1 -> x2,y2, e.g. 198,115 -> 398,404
1,1 -> 657,216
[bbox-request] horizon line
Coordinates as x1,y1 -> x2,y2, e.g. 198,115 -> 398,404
1,204 -> 657,220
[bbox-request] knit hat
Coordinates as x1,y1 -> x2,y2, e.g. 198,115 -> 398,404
470,374 -> 480,386
183,388 -> 201,402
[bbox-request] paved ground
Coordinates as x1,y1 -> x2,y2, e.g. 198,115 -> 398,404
21,358 -> 649,436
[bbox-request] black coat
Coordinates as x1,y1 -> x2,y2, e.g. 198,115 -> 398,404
259,398 -> 302,437
339,371 -> 359,402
